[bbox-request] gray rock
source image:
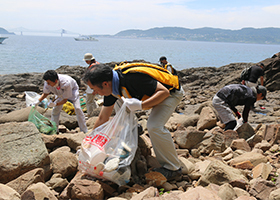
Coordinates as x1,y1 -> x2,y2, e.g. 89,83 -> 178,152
0,122 -> 49,184
6,168 -> 45,195
21,182 -> 58,200
0,183 -> 21,200
174,126 -> 206,149
49,146 -> 78,178
197,160 -> 248,187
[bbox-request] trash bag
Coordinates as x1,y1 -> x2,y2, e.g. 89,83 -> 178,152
77,101 -> 138,186
28,106 -> 57,135
25,91 -> 48,108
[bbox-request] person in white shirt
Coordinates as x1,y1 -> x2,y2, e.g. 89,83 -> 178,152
83,53 -> 100,117
35,70 -> 88,133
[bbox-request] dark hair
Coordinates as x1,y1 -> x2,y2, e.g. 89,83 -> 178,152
258,62 -> 264,68
83,64 -> 113,88
256,85 -> 267,100
159,56 -> 167,61
43,70 -> 58,82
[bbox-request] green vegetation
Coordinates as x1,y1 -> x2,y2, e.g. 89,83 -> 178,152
109,27 -> 280,45
159,188 -> 170,195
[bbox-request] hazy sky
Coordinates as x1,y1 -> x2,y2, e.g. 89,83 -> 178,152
1,0 -> 280,35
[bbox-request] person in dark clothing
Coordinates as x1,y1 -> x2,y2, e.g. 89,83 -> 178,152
242,62 -> 264,87
212,84 -> 268,131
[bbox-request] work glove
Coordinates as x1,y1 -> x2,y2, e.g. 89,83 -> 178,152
31,99 -> 40,107
121,97 -> 142,111
48,100 -> 57,108
235,111 -> 241,119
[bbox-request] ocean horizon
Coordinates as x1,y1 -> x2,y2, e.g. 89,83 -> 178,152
1,35 -> 280,75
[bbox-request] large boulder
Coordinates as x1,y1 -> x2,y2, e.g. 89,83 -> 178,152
195,130 -> 226,154
261,52 -> 280,91
196,159 -> 248,187
49,146 -> 78,178
21,182 -> 58,200
229,151 -> 268,167
197,106 -> 217,131
174,126 -> 206,149
0,106 -> 45,123
0,183 -> 21,200
6,168 -> 45,195
0,121 -> 50,184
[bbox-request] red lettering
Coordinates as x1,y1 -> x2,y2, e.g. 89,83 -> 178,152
83,133 -> 110,150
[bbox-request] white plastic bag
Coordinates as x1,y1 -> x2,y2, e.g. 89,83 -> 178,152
234,118 -> 244,131
77,101 -> 138,186
25,91 -> 48,108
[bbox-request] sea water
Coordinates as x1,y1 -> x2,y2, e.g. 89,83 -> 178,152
0,35 -> 280,75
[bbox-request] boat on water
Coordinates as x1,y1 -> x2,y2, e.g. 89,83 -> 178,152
0,36 -> 8,44
74,35 -> 98,41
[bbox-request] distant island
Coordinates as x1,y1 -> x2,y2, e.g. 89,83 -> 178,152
92,27 -> 280,45
0,27 -> 15,35
2,26 -> 280,44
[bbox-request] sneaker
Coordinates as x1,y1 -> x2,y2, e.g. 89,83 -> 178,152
152,167 -> 182,181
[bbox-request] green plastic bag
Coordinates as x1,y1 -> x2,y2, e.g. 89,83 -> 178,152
28,106 -> 57,135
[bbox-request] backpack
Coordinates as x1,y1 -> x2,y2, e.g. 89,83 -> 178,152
240,66 -> 252,81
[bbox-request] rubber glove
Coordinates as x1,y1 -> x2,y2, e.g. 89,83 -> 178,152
31,99 -> 40,107
121,97 -> 142,111
235,111 -> 241,119
48,100 -> 57,108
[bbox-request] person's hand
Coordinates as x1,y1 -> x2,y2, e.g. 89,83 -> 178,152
235,111 -> 241,119
121,97 -> 142,111
31,100 -> 40,107
48,100 -> 57,108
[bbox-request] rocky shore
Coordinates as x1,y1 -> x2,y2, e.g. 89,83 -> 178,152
1,54 -> 280,200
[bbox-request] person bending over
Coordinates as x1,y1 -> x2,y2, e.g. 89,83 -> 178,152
34,70 -> 88,133
241,62 -> 264,87
212,84 -> 267,131
83,63 -> 184,181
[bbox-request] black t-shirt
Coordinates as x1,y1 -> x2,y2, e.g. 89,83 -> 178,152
103,72 -> 158,106
249,65 -> 264,83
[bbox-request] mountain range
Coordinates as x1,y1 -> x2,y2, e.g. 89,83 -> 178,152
94,27 -> 280,45
2,26 -> 280,44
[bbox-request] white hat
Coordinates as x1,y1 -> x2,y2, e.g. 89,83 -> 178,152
83,53 -> 95,61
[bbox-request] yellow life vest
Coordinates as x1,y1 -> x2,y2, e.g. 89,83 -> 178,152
163,63 -> 177,75
114,62 -> 180,91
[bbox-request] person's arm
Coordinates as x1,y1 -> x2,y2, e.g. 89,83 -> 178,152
38,93 -> 49,102
230,105 -> 238,113
241,80 -> 245,85
141,82 -> 170,109
55,99 -> 68,106
93,105 -> 114,129
260,76 -> 264,86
